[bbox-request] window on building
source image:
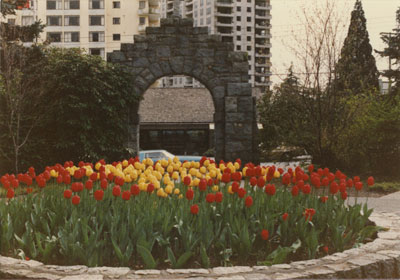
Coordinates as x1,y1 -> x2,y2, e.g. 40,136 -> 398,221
64,32 -> 80,42
206,7 -> 211,14
113,17 -> 121,24
247,7 -> 251,12
65,16 -> 80,26
236,35 -> 241,41
113,1 -> 120,8
22,16 -> 34,26
247,17 -> 251,22
236,16 -> 241,21
89,15 -> 104,26
89,31 -> 105,42
7,18 -> 16,25
247,36 -> 251,41
47,16 -> 62,26
47,0 -> 62,9
47,32 -> 62,42
247,46 -> 252,51
90,0 -> 104,9
200,18 -> 204,25
139,17 -> 146,25
65,0 -> 80,9
200,9 -> 203,16
113,34 -> 121,41
139,1 -> 146,9
247,26 -> 251,31
236,26 -> 241,31
236,45 -> 241,51
237,7 -> 241,11
206,17 -> 211,24
89,48 -> 104,58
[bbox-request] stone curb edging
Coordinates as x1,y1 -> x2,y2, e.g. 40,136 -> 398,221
1,211 -> 400,280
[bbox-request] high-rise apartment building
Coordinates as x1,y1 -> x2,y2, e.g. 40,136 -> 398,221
160,0 -> 272,90
1,0 -> 160,59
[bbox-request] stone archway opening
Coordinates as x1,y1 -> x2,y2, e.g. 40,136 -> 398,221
108,17 -> 259,164
139,76 -> 215,158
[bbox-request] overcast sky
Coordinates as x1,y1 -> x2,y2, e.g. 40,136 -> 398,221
270,0 -> 399,85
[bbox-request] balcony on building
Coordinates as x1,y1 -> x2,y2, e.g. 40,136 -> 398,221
216,0 -> 233,7
255,11 -> 271,20
255,1 -> 272,11
215,15 -> 233,27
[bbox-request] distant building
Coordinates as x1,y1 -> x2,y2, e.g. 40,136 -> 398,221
1,0 -> 161,59
379,79 -> 390,94
159,0 -> 272,91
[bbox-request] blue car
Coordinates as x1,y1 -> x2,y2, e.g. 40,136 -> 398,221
139,150 -> 203,162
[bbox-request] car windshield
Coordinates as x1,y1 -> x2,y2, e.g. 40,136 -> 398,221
163,150 -> 175,159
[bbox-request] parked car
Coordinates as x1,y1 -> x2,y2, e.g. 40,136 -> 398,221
139,150 -> 203,162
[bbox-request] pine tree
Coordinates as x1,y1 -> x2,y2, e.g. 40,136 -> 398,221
333,0 -> 379,95
377,7 -> 400,94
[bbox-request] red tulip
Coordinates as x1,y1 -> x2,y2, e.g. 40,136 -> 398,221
341,191 -> 348,200
302,184 -> 311,194
367,176 -> 375,186
131,184 -> 140,196
6,188 -> 14,199
308,164 -> 314,173
282,213 -> 289,221
215,191 -> 223,203
238,187 -> 246,198
249,176 -> 257,187
206,193 -> 215,203
265,184 -> 276,196
85,180 -> 93,190
94,189 -> 104,201
199,179 -> 207,191
183,176 -> 191,186
330,181 -> 339,195
320,196 -> 328,203
347,179 -> 354,188
257,177 -> 266,188
112,185 -> 121,197
261,229 -> 269,240
232,171 -> 242,182
245,196 -> 253,207
355,182 -> 363,191
147,183 -> 155,193
63,189 -> 72,199
291,185 -> 299,196
56,175 -> 63,184
122,190 -> 131,201
100,179 -> 108,189
190,204 -> 199,215
186,188 -> 194,200
232,181 -> 239,193
71,195 -> 80,205
90,172 -> 98,181
282,173 -> 291,185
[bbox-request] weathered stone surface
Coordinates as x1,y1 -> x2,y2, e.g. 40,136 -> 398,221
166,268 -> 209,274
107,16 -> 257,163
243,273 -> 272,279
212,266 -> 253,275
43,265 -> 88,275
217,276 -> 246,280
270,264 -> 291,270
87,267 -> 130,278
271,272 -> 305,279
61,275 -> 103,280
134,269 -> 161,275
348,257 -> 381,278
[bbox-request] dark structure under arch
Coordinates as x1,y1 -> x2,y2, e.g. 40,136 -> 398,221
108,17 -> 258,163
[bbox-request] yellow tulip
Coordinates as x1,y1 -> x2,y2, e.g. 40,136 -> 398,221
50,170 -> 58,178
174,188 -> 180,195
165,185 -> 173,194
157,188 -> 165,197
274,170 -> 281,178
228,185 -> 234,194
139,182 -> 147,191
154,181 -> 161,189
122,160 -> 129,167
116,163 -> 122,170
167,165 -> 174,173
212,185 -> 219,192
243,167 -> 248,176
173,156 -> 179,163
161,159 -> 168,167
203,159 -> 210,167
234,162 -> 240,170
172,171 -> 179,180
209,169 -> 217,178
193,178 -> 200,187
183,162 -> 191,169
178,194 -> 183,199
125,175 -> 132,183
200,166 -> 207,174
95,162 -> 102,170
134,162 -> 142,170
196,171 -> 203,179
193,162 -> 200,169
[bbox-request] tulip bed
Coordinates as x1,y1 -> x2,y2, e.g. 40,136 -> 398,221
0,157 -> 378,268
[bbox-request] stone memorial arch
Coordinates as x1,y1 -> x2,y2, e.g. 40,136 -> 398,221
108,17 -> 259,163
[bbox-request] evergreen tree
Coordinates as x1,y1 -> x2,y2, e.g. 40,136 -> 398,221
334,0 -> 379,95
377,7 -> 400,94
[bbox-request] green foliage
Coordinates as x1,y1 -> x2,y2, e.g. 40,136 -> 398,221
333,0 -> 379,95
333,93 -> 400,177
0,47 -> 141,173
